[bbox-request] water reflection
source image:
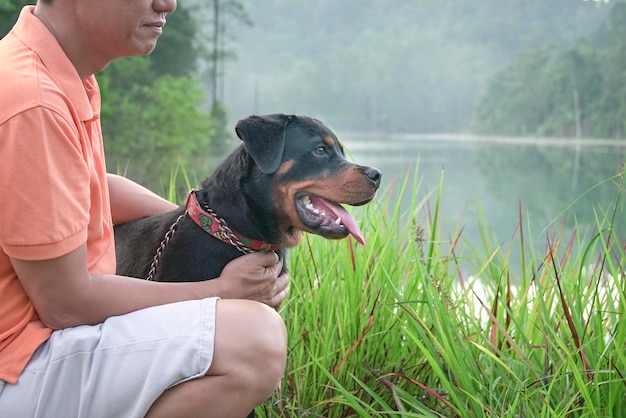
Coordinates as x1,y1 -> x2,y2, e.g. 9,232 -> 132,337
346,133 -> 625,268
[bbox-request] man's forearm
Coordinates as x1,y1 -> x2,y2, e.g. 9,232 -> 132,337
49,273 -> 223,329
11,244 -> 223,329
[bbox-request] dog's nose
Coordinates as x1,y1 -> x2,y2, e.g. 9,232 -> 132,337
362,166 -> 382,188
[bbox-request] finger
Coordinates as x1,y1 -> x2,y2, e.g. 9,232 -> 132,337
272,275 -> 289,304
258,274 -> 285,307
268,286 -> 289,308
263,259 -> 284,278
246,251 -> 279,267
275,272 -> 289,291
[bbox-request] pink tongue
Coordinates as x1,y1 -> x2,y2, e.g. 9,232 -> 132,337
309,196 -> 365,245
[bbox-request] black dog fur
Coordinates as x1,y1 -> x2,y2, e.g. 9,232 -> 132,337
115,114 -> 381,282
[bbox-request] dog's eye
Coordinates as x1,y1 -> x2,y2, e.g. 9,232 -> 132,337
313,146 -> 326,156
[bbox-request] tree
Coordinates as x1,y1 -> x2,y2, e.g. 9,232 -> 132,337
0,0 -> 31,38
182,0 -> 251,156
472,0 -> 625,139
150,5 -> 199,77
98,58 -> 214,193
190,0 -> 251,110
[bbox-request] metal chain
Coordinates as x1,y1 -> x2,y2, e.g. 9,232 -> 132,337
199,205 -> 256,254
146,211 -> 187,281
145,206 -> 258,281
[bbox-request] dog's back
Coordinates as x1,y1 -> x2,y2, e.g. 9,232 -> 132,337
114,209 -> 186,279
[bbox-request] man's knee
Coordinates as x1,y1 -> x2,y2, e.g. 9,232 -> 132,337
211,299 -> 287,393
145,300 -> 287,417
243,302 -> 287,395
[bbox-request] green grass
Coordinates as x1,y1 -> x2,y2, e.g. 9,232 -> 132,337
248,167 -> 626,418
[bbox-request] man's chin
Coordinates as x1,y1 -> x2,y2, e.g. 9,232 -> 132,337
140,42 -> 159,56
129,36 -> 160,57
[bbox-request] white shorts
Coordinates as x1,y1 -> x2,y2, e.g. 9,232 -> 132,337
0,297 -> 218,418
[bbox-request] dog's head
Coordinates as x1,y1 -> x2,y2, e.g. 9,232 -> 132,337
235,114 -> 381,246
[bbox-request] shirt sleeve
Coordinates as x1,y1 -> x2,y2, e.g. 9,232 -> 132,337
0,106 -> 90,261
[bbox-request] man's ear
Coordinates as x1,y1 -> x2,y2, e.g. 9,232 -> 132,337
235,114 -> 294,174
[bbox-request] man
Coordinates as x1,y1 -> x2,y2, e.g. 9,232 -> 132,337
0,1 -> 289,417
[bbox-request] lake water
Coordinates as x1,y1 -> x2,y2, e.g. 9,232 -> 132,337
346,133 -> 626,272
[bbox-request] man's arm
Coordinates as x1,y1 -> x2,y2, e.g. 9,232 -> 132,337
11,246 -> 289,330
107,173 -> 178,224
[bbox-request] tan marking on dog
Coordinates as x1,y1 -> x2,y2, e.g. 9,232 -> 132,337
269,166 -> 378,247
323,136 -> 335,147
272,178 -> 322,247
276,160 -> 295,176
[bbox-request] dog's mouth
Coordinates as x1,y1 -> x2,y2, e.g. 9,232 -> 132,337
295,193 -> 365,245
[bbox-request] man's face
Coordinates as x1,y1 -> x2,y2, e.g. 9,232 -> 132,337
75,0 -> 177,59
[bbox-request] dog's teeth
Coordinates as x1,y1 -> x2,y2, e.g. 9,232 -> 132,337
335,217 -> 342,225
302,196 -> 311,204
313,209 -> 321,215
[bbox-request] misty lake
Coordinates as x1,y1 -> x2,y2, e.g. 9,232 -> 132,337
346,133 -> 626,272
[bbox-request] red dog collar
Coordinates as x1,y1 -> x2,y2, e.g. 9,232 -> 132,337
185,191 -> 280,253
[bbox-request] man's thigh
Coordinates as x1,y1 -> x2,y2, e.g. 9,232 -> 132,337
0,297 -> 218,418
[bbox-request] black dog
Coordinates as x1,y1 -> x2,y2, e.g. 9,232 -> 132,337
114,114 -> 381,282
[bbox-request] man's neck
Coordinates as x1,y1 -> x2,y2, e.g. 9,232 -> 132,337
33,4 -> 108,80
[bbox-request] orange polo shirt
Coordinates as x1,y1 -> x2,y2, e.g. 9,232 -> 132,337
0,7 -> 116,383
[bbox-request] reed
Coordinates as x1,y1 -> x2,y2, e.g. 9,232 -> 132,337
250,167 -> 626,418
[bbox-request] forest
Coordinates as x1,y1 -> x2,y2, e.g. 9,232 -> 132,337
222,0 -> 611,135
1,0 -> 622,191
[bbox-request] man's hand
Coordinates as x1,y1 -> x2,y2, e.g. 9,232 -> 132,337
214,252 -> 289,308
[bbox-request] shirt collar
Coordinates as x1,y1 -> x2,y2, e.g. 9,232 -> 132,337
12,6 -> 98,121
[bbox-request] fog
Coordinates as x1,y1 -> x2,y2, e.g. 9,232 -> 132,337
218,0 -> 609,134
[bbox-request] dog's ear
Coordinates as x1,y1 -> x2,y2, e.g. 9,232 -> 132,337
235,114 -> 293,174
